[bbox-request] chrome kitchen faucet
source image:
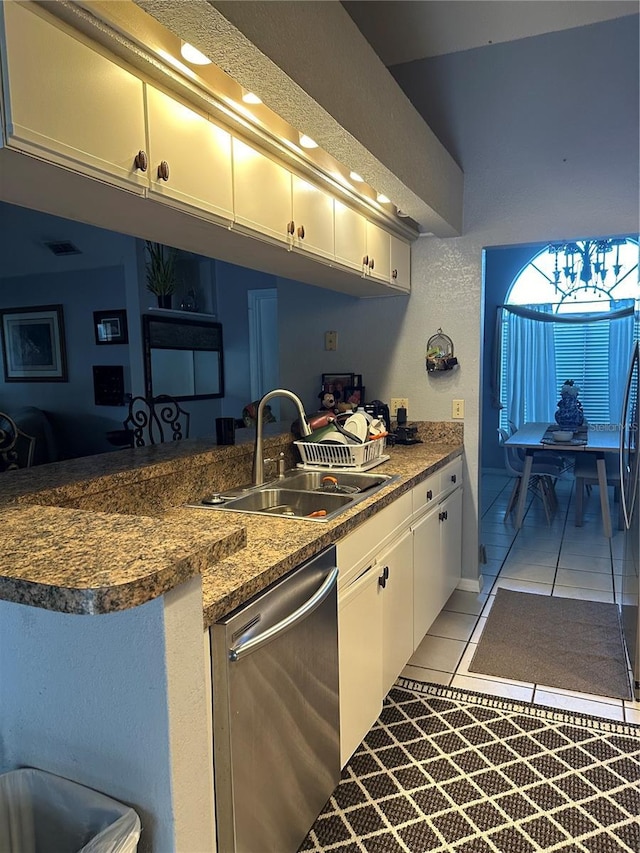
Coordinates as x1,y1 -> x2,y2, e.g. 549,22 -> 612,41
252,389 -> 311,486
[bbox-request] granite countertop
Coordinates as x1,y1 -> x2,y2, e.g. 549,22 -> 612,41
0,425 -> 462,621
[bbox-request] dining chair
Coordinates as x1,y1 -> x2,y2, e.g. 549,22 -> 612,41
573,454 -> 623,531
0,411 -> 36,472
123,395 -> 190,447
498,428 -> 569,524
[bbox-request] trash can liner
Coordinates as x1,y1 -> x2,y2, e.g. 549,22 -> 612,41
0,768 -> 141,853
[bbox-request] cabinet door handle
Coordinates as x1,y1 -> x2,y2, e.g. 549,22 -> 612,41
134,150 -> 148,172
157,160 -> 170,181
439,510 -> 447,522
392,268 -> 398,279
384,565 -> 389,580
378,572 -> 387,589
363,254 -> 369,267
427,489 -> 433,501
297,224 -> 305,240
369,257 -> 375,270
451,474 -> 457,484
287,220 -> 295,236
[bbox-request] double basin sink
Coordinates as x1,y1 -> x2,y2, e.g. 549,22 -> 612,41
189,468 -> 398,522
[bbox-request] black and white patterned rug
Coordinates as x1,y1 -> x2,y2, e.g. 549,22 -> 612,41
300,680 -> 640,853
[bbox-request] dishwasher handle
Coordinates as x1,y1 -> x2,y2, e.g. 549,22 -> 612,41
228,566 -> 339,662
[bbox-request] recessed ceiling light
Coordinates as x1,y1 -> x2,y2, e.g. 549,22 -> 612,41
180,42 -> 212,65
349,171 -> 364,183
299,134 -> 318,149
377,193 -> 391,204
242,91 -> 262,105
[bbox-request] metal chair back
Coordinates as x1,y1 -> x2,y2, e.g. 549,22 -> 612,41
123,395 -> 190,447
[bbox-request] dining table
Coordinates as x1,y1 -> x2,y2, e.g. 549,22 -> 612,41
504,422 -> 621,537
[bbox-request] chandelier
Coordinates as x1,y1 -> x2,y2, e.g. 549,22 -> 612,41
548,238 -> 628,299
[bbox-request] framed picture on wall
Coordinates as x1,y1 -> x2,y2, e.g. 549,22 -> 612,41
0,304 -> 68,382
94,309 -> 128,345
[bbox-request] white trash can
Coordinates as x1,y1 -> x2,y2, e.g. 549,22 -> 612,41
0,767 -> 141,853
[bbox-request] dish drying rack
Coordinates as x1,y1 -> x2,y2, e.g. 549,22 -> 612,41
294,437 -> 389,471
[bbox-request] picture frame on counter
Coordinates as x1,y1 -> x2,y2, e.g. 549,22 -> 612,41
321,373 -> 354,401
0,304 -> 68,382
343,385 -> 365,408
94,309 -> 128,345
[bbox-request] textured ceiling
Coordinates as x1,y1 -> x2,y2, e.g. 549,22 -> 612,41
343,0 -> 639,66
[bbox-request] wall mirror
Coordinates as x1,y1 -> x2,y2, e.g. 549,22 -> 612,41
143,313 -> 224,401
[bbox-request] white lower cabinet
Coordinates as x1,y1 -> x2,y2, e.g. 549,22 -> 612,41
337,457 -> 463,766
338,562 -> 383,767
412,475 -> 463,650
380,529 -> 414,697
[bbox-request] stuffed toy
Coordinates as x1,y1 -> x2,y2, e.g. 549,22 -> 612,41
318,390 -> 338,412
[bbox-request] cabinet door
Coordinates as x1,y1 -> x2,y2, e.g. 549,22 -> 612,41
334,200 -> 367,273
411,507 -> 441,649
390,235 -> 411,292
440,487 -> 463,605
338,564 -> 383,767
0,2 -> 147,192
146,86 -> 233,222
232,138 -> 292,244
291,176 -> 335,261
380,530 -> 414,696
365,221 -> 391,283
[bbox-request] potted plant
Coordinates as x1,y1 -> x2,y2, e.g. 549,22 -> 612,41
145,241 -> 178,309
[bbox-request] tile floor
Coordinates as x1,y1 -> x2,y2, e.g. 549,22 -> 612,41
402,470 -> 640,726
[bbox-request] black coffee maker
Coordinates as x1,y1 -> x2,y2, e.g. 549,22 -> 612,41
394,406 -> 422,445
364,400 -> 391,433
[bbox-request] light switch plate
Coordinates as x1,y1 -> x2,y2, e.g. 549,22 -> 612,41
324,330 -> 337,351
452,399 -> 465,419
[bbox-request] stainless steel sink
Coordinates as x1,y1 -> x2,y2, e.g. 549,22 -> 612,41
187,468 -> 399,521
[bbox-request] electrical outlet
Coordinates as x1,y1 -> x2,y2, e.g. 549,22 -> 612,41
452,399 -> 465,419
390,398 -> 409,417
324,330 -> 337,351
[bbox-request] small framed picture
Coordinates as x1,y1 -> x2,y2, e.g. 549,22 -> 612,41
343,385 -> 365,408
94,309 -> 128,345
0,304 -> 67,382
321,373 -> 354,402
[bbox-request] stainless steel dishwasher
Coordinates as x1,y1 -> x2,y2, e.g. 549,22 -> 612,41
210,546 -> 340,853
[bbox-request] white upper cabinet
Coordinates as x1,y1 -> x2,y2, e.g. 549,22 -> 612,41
364,221 -> 391,284
232,138 -> 292,245
390,234 -> 411,292
0,2 -> 147,193
145,86 -> 233,223
291,176 -> 335,261
334,200 -> 367,273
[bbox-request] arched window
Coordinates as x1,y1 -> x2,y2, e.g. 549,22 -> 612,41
498,237 -> 639,430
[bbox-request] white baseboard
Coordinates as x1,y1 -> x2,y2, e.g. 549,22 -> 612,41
457,576 -> 483,594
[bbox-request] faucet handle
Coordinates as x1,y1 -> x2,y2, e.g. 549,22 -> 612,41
264,452 -> 286,478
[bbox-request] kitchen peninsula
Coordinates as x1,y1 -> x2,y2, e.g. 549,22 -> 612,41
0,423 -> 463,852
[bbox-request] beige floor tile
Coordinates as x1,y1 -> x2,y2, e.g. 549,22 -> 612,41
552,586 -> 614,604
444,589 -> 488,616
555,568 -> 613,592
450,673 -> 534,702
557,552 -> 612,573
499,563 -> 556,584
533,688 -> 624,721
428,610 -> 478,642
504,549 -> 559,567
400,665 -> 452,686
559,540 -> 612,559
624,704 -> 640,725
470,616 -> 487,644
409,634 -> 466,673
491,576 -> 553,595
